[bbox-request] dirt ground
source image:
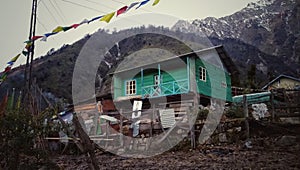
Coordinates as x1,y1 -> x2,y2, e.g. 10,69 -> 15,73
50,122 -> 300,170
51,142 -> 299,169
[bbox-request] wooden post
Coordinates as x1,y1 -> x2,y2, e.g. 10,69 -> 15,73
150,104 -> 155,138
73,113 -> 100,170
188,57 -> 198,148
270,91 -> 275,122
243,95 -> 249,139
188,106 -> 196,149
119,109 -> 123,147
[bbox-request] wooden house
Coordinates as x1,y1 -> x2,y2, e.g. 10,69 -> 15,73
262,74 -> 300,91
73,45 -> 239,150
108,45 -> 238,107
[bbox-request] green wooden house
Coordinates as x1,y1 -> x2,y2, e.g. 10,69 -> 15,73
111,45 -> 239,104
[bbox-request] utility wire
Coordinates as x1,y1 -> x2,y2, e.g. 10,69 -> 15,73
79,0 -> 145,25
37,17 -> 48,32
41,0 -> 60,25
37,17 -> 60,46
49,0 -> 66,24
53,0 -> 67,21
111,0 -> 152,12
61,0 -> 105,13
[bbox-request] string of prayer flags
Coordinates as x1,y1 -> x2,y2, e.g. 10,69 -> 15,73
100,12 -> 115,23
152,0 -> 160,6
136,0 -> 150,9
1,0 -> 162,87
117,6 -> 128,16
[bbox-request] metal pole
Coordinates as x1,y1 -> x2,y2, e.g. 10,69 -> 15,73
24,0 -> 37,104
28,0 -> 38,91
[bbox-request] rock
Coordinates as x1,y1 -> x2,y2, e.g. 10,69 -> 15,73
219,133 -> 227,143
276,136 -> 297,147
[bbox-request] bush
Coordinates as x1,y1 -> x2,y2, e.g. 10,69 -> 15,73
0,109 -> 55,169
225,106 -> 244,118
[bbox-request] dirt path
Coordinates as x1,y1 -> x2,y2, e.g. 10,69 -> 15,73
52,142 -> 300,169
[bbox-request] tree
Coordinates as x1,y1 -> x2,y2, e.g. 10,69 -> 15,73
247,64 -> 257,89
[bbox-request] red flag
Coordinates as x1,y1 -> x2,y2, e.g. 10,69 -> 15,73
117,6 -> 128,16
71,24 -> 80,29
4,66 -> 11,73
31,36 -> 43,41
0,91 -> 8,116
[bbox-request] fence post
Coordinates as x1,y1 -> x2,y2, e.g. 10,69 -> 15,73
270,91 -> 275,122
243,95 -> 249,139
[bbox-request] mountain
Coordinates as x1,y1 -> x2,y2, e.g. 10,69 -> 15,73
0,27 -> 216,103
172,0 -> 300,79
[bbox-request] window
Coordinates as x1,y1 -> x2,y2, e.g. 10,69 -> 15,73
199,67 -> 206,81
221,81 -> 227,88
125,80 -> 136,95
154,74 -> 163,85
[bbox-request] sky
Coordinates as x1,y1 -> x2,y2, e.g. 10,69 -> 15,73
0,0 -> 258,71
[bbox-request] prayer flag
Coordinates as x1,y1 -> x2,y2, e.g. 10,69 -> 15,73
8,54 -> 21,63
45,32 -> 58,37
62,26 -> 72,32
31,36 -> 43,41
24,40 -> 32,44
127,2 -> 139,12
71,23 -> 80,29
52,26 -> 64,33
25,42 -> 33,50
100,12 -> 115,23
41,32 -> 58,42
88,15 -> 103,24
4,66 -> 11,73
22,50 -> 29,56
152,0 -> 160,6
117,6 -> 128,16
0,91 -> 8,115
80,19 -> 89,25
136,0 -> 150,9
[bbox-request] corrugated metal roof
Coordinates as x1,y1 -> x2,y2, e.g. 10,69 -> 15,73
232,92 -> 271,104
262,74 -> 300,90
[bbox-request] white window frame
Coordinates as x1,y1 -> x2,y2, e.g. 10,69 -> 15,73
199,66 -> 207,82
125,79 -> 136,95
154,74 -> 163,85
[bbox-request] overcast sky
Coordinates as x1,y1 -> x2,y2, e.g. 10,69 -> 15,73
0,0 -> 258,70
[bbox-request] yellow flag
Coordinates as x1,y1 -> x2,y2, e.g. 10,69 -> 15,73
52,26 -> 64,33
100,12 -> 115,23
152,0 -> 160,6
10,54 -> 21,63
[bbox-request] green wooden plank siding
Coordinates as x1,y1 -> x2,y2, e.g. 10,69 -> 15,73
115,64 -> 188,99
195,58 -> 232,101
113,76 -> 122,100
114,56 -> 232,102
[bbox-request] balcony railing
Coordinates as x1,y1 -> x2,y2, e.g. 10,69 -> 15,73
142,79 -> 189,98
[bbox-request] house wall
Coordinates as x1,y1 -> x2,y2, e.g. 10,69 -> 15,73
268,78 -> 300,90
113,56 -> 233,102
195,58 -> 232,101
114,61 -> 189,99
